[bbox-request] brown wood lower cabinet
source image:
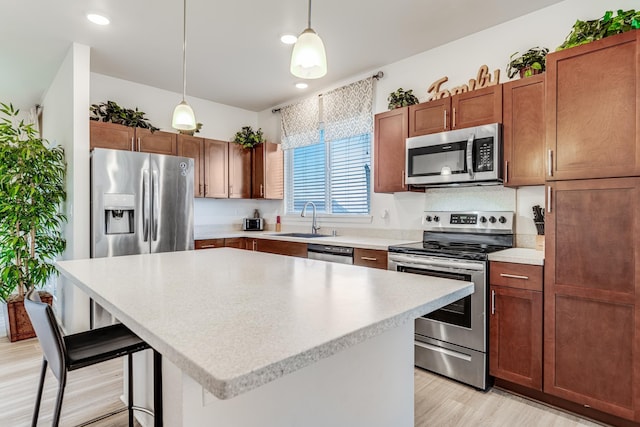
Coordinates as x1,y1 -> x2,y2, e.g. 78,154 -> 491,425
489,261 -> 543,391
224,238 -> 245,249
195,239 -> 225,249
246,238 -> 307,258
353,248 -> 387,269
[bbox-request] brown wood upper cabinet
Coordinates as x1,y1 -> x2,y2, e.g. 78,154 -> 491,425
546,31 -> 640,180
489,261 -> 543,391
229,143 -> 251,199
252,142 -> 284,199
544,178 -> 640,421
177,135 -> 204,197
502,75 -> 545,186
374,107 -> 408,193
177,136 -> 229,198
90,121 -> 177,155
408,85 -> 503,137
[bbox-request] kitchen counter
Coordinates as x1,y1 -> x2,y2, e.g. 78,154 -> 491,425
56,249 -> 471,427
488,247 -> 544,266
194,229 -> 418,251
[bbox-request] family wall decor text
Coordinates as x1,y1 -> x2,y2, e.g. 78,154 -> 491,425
427,65 -> 500,101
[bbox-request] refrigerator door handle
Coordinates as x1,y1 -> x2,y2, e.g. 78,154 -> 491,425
152,169 -> 159,241
142,169 -> 150,242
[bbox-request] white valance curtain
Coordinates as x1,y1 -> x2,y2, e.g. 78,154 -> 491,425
279,76 -> 374,149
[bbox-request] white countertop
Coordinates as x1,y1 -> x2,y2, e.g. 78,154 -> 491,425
488,248 -> 544,266
194,230 -> 418,251
56,249 -> 471,400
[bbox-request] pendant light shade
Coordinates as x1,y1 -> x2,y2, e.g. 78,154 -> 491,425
290,0 -> 327,79
172,0 -> 196,131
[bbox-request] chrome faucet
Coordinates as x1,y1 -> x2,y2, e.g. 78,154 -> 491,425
301,201 -> 320,234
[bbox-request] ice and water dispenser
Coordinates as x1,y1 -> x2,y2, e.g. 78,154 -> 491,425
103,193 -> 135,234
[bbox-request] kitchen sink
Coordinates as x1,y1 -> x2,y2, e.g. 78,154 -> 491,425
269,232 -> 330,238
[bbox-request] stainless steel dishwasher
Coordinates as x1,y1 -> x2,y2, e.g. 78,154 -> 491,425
307,244 -> 354,264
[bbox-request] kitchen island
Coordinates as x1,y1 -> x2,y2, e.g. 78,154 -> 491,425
56,248 -> 473,427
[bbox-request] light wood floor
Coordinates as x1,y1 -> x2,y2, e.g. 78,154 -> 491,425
1,336 -> 606,427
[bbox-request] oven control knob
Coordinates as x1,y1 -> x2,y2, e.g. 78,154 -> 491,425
433,215 -> 440,223
499,216 -> 507,224
480,216 -> 487,223
425,215 -> 432,222
489,216 -> 497,223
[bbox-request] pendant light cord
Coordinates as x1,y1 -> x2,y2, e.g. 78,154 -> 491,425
182,0 -> 187,101
307,0 -> 312,29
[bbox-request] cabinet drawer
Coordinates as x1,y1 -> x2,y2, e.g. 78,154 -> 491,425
195,239 -> 225,250
224,238 -> 245,249
354,248 -> 388,269
490,261 -> 542,291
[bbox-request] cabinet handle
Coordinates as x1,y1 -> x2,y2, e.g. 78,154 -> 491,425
260,184 -> 264,197
253,240 -> 257,251
547,149 -> 553,176
443,110 -> 447,130
401,170 -> 405,187
547,186 -> 552,213
491,290 -> 496,315
499,273 -> 529,280
199,184 -> 203,197
452,107 -> 456,129
360,257 -> 378,261
504,161 -> 509,184
204,184 -> 208,197
137,137 -> 141,152
200,244 -> 217,249
131,137 -> 134,151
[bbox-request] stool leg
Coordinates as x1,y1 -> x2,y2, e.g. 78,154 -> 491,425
153,350 -> 163,427
31,358 -> 47,427
52,374 -> 66,427
128,353 -> 134,427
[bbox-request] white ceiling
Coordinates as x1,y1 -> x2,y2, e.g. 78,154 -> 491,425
1,0 -> 564,112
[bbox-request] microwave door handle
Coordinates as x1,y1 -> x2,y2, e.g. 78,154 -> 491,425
466,133 -> 475,179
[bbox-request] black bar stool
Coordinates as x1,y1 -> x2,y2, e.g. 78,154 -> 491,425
24,289 -> 163,426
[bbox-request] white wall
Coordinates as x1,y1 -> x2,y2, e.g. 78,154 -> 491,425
41,42 -> 91,332
258,0 -> 639,243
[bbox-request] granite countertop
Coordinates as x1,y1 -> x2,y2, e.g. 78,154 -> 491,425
56,249 -> 471,400
194,230 -> 418,251
488,248 -> 544,266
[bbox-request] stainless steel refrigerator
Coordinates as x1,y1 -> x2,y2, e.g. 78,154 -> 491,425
90,148 -> 194,326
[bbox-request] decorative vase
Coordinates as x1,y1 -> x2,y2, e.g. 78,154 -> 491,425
519,67 -> 543,79
2,291 -> 53,342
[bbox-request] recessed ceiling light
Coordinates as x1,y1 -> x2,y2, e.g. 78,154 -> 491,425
87,13 -> 110,26
295,82 -> 308,89
280,34 -> 298,45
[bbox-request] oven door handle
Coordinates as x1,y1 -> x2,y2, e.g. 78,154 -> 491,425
415,341 -> 472,362
390,255 -> 484,271
466,132 -> 475,179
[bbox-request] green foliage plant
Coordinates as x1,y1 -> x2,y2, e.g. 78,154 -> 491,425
506,47 -> 549,79
90,100 -> 160,132
557,9 -> 640,50
233,126 -> 265,149
387,88 -> 419,110
0,103 -> 67,303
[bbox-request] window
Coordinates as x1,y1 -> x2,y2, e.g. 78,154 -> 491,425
285,131 -> 371,215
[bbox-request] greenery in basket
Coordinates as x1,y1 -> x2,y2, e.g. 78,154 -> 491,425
506,47 -> 549,79
232,126 -> 265,149
387,88 -> 419,110
557,9 -> 640,51
0,103 -> 67,303
90,100 -> 159,132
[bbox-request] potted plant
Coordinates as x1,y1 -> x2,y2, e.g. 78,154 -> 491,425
90,100 -> 160,132
0,103 -> 67,342
232,126 -> 265,149
387,88 -> 419,110
506,47 -> 549,79
557,9 -> 640,51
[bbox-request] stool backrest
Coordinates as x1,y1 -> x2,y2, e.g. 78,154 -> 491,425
24,289 -> 67,381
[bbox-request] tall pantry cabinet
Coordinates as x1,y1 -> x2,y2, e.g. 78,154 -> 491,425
544,30 -> 640,423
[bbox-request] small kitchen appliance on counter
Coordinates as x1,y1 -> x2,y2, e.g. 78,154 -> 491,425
242,217 -> 264,231
388,210 -> 514,390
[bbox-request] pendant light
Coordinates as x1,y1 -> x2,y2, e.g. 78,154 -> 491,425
290,0 -> 327,79
172,0 -> 196,131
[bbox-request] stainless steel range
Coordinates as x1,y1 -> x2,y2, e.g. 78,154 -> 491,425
388,211 -> 514,390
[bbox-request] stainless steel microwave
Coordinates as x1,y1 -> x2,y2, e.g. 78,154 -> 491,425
405,123 -> 502,187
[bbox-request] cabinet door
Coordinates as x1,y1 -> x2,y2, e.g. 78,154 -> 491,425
490,285 -> 542,390
136,128 -> 177,155
503,75 -> 545,187
90,121 -> 135,151
408,98 -> 450,137
177,135 -> 204,197
255,239 -> 307,257
203,139 -> 229,198
546,31 -> 640,180
224,238 -> 245,249
353,248 -> 387,269
195,239 -> 224,249
374,107 -> 408,193
252,142 -> 284,199
451,84 -> 502,130
545,178 -> 640,421
229,143 -> 251,198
